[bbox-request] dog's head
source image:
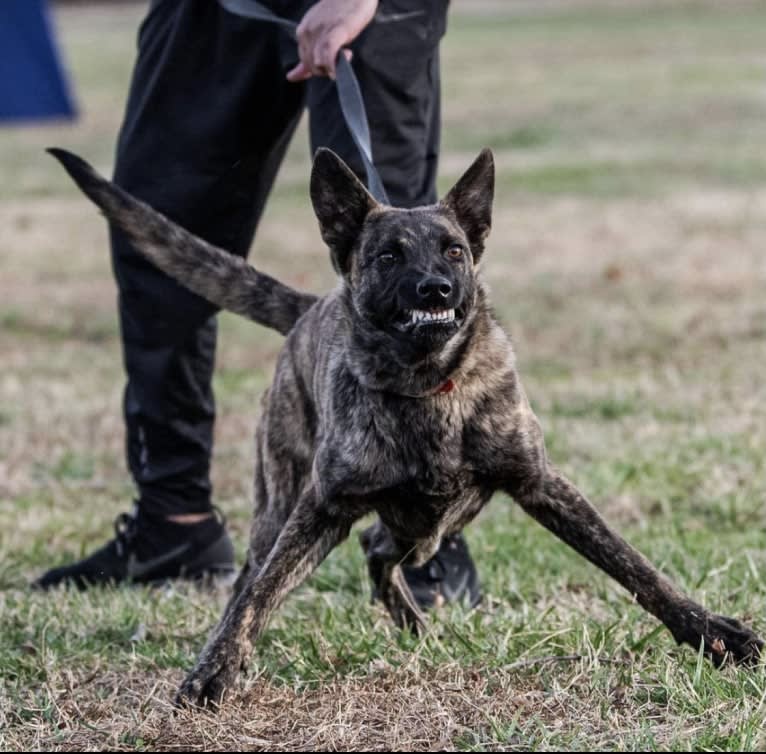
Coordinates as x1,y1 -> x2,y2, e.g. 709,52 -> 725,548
310,149 -> 494,357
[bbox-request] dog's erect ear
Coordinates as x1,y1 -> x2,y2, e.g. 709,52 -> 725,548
310,148 -> 379,275
440,148 -> 494,262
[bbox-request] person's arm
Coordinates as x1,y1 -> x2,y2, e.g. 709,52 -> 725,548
286,0 -> 378,82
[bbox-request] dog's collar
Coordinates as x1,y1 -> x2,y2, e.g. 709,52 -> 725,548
435,378 -> 456,395
380,377 -> 457,399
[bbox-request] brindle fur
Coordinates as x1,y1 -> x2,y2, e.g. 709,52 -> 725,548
50,147 -> 763,708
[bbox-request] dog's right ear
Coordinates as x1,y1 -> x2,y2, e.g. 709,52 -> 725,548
310,148 -> 379,275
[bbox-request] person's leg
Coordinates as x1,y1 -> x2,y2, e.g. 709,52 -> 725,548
36,0 -> 307,589
113,2 -> 307,520
308,0 -> 480,609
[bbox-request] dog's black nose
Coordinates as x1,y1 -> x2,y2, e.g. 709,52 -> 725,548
417,276 -> 452,301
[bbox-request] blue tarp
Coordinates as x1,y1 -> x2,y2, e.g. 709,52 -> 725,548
0,0 -> 76,122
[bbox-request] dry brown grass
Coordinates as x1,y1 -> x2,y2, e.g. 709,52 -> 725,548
6,660 -> 751,752
9,644 -> 766,753
5,666 -> 531,751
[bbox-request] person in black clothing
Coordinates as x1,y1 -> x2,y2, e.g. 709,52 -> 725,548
36,0 -> 480,608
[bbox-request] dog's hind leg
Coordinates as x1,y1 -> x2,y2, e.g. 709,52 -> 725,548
379,562 -> 427,634
176,491 -> 352,709
509,465 -> 763,666
232,417 -> 315,598
360,521 -> 427,634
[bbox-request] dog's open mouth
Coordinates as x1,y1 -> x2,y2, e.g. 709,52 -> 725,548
392,307 -> 463,333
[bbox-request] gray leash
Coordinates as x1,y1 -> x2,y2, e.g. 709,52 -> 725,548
219,0 -> 390,204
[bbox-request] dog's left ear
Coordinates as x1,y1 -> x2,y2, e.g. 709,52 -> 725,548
311,148 -> 379,275
440,148 -> 494,262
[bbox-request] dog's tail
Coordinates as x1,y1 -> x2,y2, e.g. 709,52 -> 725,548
48,149 -> 318,335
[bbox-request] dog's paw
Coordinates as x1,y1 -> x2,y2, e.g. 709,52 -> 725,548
392,603 -> 427,636
174,660 -> 239,711
675,612 -> 763,667
702,614 -> 763,667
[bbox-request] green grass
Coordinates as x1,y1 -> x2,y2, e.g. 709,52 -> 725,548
1,0 -> 766,750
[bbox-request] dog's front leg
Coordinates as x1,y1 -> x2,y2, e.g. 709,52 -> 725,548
509,465 -> 763,665
176,494 -> 352,709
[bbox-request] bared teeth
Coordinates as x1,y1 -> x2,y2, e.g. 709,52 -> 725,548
406,308 -> 455,325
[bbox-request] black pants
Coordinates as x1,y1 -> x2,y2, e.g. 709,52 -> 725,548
112,0 -> 448,516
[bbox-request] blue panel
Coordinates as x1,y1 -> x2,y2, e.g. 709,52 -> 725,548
0,0 -> 76,122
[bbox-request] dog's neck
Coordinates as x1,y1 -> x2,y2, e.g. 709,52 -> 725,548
341,285 -> 496,398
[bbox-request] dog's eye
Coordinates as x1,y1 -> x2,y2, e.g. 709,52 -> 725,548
378,251 -> 399,264
446,245 -> 464,260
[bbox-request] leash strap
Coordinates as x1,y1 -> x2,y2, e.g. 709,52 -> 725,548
219,0 -> 390,204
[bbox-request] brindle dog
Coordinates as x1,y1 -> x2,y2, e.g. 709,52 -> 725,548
50,147 -> 762,708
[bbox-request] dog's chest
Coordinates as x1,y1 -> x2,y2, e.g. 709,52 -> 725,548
321,394 -> 493,538
368,397 -> 468,484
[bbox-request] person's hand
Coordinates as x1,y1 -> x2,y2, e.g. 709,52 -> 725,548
286,0 -> 378,82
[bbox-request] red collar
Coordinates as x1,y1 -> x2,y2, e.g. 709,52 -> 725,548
435,378 -> 455,395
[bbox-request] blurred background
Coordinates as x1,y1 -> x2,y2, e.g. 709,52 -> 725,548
1,2 -> 765,749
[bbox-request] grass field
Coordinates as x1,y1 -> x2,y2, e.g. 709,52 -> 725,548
2,0 -> 766,750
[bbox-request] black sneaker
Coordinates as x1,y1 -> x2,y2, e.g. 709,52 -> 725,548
370,533 -> 482,610
33,506 -> 236,590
